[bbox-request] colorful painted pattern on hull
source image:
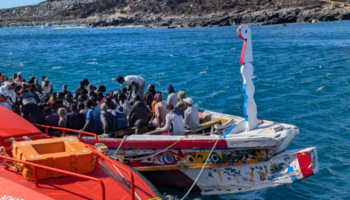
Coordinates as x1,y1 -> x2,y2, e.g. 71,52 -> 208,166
139,147 -> 318,195
114,148 -> 273,171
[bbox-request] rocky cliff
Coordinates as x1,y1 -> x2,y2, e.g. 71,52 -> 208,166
1,0 -> 350,27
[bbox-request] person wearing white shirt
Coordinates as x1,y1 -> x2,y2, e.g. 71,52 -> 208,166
159,105 -> 185,135
116,75 -> 145,99
183,97 -> 200,130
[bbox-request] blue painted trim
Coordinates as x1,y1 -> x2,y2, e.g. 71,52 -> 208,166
242,83 -> 248,122
222,124 -> 237,139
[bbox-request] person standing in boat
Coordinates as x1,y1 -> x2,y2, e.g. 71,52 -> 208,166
183,97 -> 200,131
82,99 -> 102,135
166,84 -> 178,108
158,105 -> 185,135
116,75 -> 146,99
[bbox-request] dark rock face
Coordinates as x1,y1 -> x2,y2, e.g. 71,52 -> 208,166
0,0 -> 350,27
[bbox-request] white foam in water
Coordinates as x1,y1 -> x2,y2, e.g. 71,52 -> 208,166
316,86 -> 325,92
52,66 -> 62,70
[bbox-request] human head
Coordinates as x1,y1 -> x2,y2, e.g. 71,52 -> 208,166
28,76 -> 35,84
65,93 -> 73,102
177,91 -> 186,101
34,79 -> 39,85
13,73 -> 17,79
62,84 -> 67,91
85,99 -> 93,109
82,78 -> 90,86
116,76 -> 125,84
147,84 -> 155,91
43,106 -> 51,116
97,85 -> 106,93
78,94 -> 87,103
133,95 -> 141,103
167,84 -> 175,93
70,103 -> 78,112
78,102 -> 85,111
183,97 -> 194,106
44,78 -> 49,86
29,84 -> 36,92
57,92 -> 64,100
17,72 -> 22,79
41,76 -> 46,81
154,93 -> 162,102
120,87 -> 127,94
166,104 -> 174,111
118,93 -> 126,102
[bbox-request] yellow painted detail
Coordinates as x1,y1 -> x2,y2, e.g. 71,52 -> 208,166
147,197 -> 162,200
134,159 -> 261,172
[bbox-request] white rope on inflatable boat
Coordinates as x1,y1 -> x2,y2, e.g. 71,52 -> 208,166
122,136 -> 188,161
180,136 -> 220,200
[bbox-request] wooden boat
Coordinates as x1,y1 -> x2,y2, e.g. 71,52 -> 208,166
0,106 -> 162,200
20,24 -> 318,196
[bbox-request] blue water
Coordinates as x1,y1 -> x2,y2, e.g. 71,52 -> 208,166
1,22 -> 350,199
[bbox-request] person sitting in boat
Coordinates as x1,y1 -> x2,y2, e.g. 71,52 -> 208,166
144,84 -> 156,99
128,95 -> 149,134
110,106 -> 128,131
154,93 -> 167,128
42,78 -> 53,97
64,93 -> 73,111
116,75 -> 146,99
67,103 -> 85,132
58,107 -> 68,128
43,106 -> 59,127
183,97 -> 200,131
118,93 -> 131,116
158,105 -> 185,135
82,99 -> 102,135
78,102 -> 87,117
100,103 -> 114,135
166,84 -> 178,108
0,81 -> 17,110
175,91 -> 187,117
15,72 -> 24,83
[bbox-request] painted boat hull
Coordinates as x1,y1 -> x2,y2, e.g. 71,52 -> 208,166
140,147 -> 318,195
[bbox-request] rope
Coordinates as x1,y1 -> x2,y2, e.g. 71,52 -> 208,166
113,135 -> 128,156
180,136 -> 220,200
123,136 -> 187,161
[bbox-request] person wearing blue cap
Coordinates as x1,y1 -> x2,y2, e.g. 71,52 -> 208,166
166,84 -> 178,107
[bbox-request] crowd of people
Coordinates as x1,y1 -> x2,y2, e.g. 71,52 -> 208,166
0,72 -> 200,136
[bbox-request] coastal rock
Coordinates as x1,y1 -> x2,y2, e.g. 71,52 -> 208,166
1,0 -> 350,27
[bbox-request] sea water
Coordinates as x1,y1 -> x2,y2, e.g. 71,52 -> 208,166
1,22 -> 350,200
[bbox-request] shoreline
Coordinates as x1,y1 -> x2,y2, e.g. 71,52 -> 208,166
1,0 -> 350,29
